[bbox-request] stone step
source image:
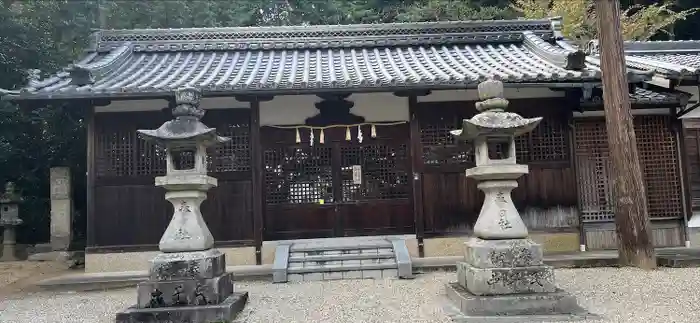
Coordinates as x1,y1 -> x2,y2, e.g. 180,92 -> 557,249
273,238 -> 414,283
291,247 -> 392,258
289,251 -> 394,263
289,240 -> 393,252
288,267 -> 398,282
288,261 -> 397,275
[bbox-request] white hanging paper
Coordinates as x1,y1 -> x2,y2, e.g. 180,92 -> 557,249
295,128 -> 301,143
319,128 -> 325,144
357,125 -> 363,143
370,124 -> 377,138
309,128 -> 314,146
352,165 -> 362,184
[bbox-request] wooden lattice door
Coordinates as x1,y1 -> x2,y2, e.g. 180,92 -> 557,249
262,125 -> 413,240
574,116 -> 684,248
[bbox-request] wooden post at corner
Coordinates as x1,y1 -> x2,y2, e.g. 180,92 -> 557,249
594,0 -> 656,269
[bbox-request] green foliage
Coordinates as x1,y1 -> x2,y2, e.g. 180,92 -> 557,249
512,0 -> 699,43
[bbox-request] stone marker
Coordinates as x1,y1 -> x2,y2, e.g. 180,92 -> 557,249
0,182 -> 23,261
115,87 -> 248,323
445,80 -> 594,322
49,167 -> 72,252
28,167 -> 74,262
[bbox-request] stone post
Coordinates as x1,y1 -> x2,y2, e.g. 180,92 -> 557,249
49,167 -> 72,251
0,182 -> 23,261
444,80 -> 593,321
115,87 -> 248,323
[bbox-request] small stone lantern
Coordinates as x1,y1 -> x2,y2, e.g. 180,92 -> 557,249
445,80 -> 591,320
115,87 -> 248,323
0,182 -> 23,261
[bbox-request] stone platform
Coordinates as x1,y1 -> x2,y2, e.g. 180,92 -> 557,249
445,237 -> 596,322
115,292 -> 248,323
115,249 -> 248,323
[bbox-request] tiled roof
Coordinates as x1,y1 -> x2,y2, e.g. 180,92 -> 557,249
2,19 -> 603,101
580,87 -> 689,107
556,40 -> 654,82
586,40 -> 700,80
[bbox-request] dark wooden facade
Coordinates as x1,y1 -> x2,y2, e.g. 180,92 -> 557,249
86,96 -> 688,254
414,99 -> 577,236
91,109 -> 254,251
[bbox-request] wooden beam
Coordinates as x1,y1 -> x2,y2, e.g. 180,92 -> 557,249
394,90 -> 431,98
235,95 -> 274,103
408,95 -> 425,257
249,100 -> 264,265
595,0 -> 655,268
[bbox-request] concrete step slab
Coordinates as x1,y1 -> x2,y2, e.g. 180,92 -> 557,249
290,241 -> 393,252
289,252 -> 394,263
287,262 -> 397,274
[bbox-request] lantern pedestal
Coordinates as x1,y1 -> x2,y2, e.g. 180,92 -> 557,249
0,182 -> 22,262
0,221 -> 21,262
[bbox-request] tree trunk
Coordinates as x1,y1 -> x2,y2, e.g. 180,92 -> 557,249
594,0 -> 656,269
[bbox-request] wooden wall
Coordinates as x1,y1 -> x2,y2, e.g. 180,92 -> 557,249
684,127 -> 700,213
90,109 -> 254,251
414,99 -> 578,236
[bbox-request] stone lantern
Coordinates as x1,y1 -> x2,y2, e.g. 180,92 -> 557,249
445,80 -> 591,320
0,182 -> 23,261
115,87 -> 248,323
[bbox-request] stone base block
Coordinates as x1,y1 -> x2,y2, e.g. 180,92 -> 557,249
457,262 -> 555,295
445,282 -> 590,319
463,238 -> 544,268
149,249 -> 225,281
137,272 -> 234,308
115,292 -> 248,323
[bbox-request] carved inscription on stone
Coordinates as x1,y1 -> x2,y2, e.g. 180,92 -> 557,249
50,167 -> 71,200
486,268 -> 551,289
178,201 -> 192,213
488,244 -> 535,268
147,289 -> 166,308
495,191 -> 512,230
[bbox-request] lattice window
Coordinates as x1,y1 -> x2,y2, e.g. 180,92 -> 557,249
340,145 -> 410,201
419,116 -> 562,166
574,120 -> 614,222
135,141 -> 166,176
97,116 -> 250,178
420,116 -> 472,166
529,118 -> 568,162
635,116 -> 682,219
574,116 -> 682,222
96,129 -> 135,178
211,122 -> 251,172
264,146 -> 334,205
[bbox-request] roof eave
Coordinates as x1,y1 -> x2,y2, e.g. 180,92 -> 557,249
2,81 -> 603,102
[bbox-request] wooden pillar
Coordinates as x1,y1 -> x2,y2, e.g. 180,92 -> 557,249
672,107 -> 692,246
250,100 -> 263,264
408,95 -> 425,257
565,89 -> 587,252
85,103 -> 97,248
396,90 -> 430,257
238,95 -> 271,265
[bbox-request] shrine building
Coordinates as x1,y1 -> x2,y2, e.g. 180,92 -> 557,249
2,17 -> 698,273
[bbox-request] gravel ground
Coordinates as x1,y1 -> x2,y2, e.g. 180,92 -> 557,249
0,261 -> 71,297
1,268 -> 699,323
